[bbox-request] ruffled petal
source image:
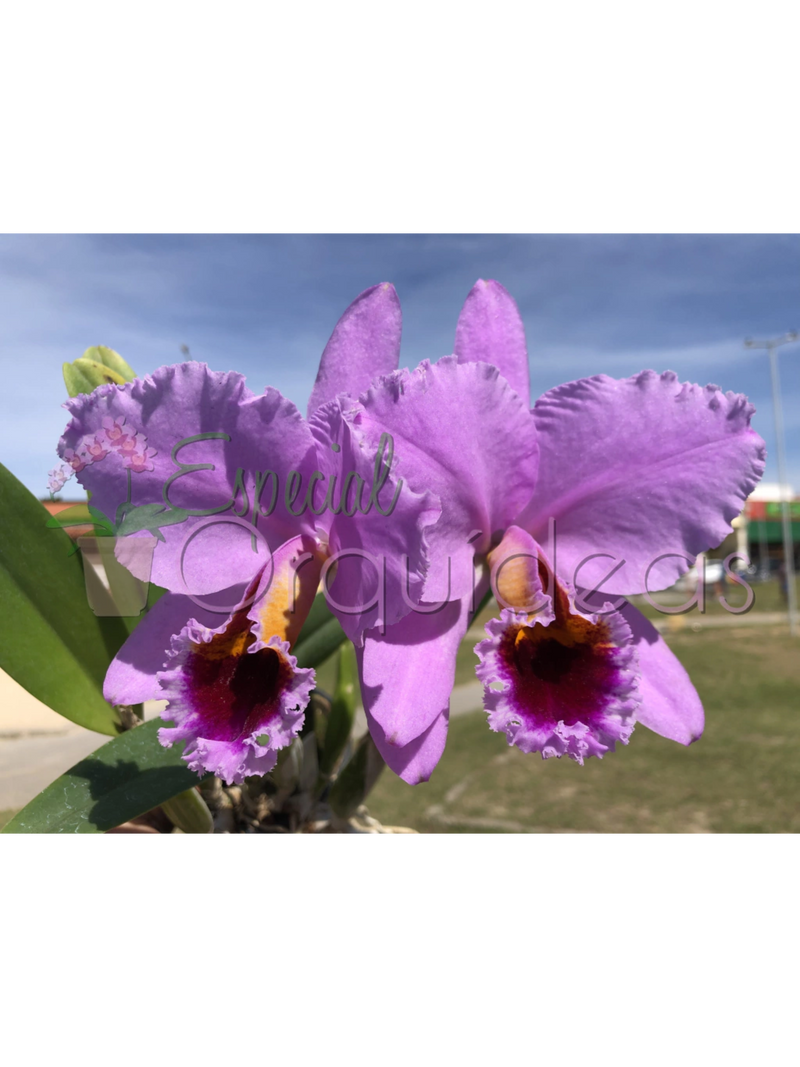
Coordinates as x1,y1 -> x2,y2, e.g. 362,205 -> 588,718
103,589 -> 243,706
517,372 -> 766,595
475,574 -> 639,763
354,357 -> 539,602
307,398 -> 441,643
365,705 -> 450,786
619,601 -> 704,745
157,573 -> 315,785
307,283 -> 402,417
59,362 -> 317,595
454,279 -> 530,405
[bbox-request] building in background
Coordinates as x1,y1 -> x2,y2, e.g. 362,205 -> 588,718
677,483 -> 797,591
743,483 -> 800,579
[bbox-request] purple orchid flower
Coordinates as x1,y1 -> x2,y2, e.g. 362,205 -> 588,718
57,288 -> 438,784
54,278 -> 766,791
325,280 -> 766,783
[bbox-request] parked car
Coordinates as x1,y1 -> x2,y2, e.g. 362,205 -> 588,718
703,560 -> 724,585
674,561 -> 725,591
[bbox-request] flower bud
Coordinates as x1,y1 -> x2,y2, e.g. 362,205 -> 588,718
81,346 -> 136,381
63,346 -> 136,397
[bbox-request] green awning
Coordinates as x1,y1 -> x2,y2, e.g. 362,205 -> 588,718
748,520 -> 800,544
762,502 -> 800,519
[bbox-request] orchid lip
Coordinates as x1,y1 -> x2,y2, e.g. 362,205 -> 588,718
480,529 -> 644,763
476,593 -> 640,764
157,568 -> 316,785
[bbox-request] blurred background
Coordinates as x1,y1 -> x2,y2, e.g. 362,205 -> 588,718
1,233 -> 798,831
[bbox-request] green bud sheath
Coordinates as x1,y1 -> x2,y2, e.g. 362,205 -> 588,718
161,787 -> 214,834
63,346 -> 136,398
81,345 -> 136,382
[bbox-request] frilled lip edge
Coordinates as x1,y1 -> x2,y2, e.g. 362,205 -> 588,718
475,602 -> 641,764
157,617 -> 316,786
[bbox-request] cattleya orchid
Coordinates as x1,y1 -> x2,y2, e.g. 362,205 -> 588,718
57,292 -> 439,784
318,281 -> 766,783
55,279 -> 766,795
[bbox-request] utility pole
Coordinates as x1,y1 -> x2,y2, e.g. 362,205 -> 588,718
744,332 -> 799,636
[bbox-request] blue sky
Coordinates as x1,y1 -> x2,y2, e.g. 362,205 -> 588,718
1,234 -> 798,496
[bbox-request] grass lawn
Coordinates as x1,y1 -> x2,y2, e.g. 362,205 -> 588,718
3,617 -> 796,834
367,624 -> 800,833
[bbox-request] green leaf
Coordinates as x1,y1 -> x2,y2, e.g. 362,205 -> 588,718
318,643 -> 359,777
81,346 -> 136,382
0,462 -> 135,735
328,732 -> 384,821
1,720 -> 203,834
292,615 -> 348,671
295,590 -> 336,643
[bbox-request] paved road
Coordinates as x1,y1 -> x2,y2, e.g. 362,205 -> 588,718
0,666 -> 168,814
0,728 -> 112,811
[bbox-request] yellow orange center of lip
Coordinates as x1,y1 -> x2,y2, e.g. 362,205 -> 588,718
516,611 -> 612,654
256,540 -> 327,648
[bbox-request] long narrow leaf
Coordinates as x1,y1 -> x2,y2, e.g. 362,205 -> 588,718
1,565 -> 348,832
293,615 -> 348,670
0,462 -> 135,734
1,720 -> 202,834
